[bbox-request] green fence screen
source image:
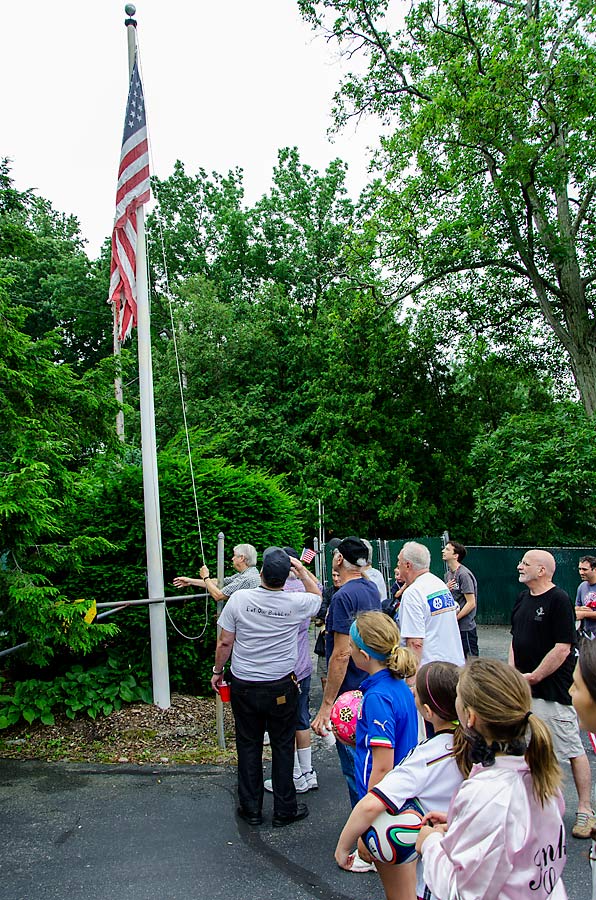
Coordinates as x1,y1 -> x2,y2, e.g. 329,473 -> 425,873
319,539 -> 596,625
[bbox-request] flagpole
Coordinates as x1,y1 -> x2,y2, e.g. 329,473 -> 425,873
125,5 -> 170,709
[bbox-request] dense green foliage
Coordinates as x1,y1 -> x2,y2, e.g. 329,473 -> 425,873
147,147 -> 595,545
471,403 -> 596,544
0,657 -> 152,729
0,256 -> 122,665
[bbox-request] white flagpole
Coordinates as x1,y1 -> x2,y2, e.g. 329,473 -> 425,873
125,4 -> 170,709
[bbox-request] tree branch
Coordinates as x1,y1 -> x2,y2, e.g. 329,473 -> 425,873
461,1 -> 486,75
378,257 -> 560,313
573,179 -> 596,236
353,2 -> 433,102
547,11 -> 584,67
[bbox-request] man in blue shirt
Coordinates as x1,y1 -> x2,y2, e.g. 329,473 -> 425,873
311,537 -> 381,808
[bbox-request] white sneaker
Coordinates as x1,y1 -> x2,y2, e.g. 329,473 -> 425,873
303,769 -> 318,790
348,849 -> 376,873
264,773 -> 310,793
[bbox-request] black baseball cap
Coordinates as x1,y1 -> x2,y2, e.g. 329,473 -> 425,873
336,537 -> 368,567
262,547 -> 291,586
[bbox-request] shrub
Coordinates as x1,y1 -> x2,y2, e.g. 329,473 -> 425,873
0,656 -> 152,729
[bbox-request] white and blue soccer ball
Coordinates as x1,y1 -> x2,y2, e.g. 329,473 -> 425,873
363,797 -> 425,865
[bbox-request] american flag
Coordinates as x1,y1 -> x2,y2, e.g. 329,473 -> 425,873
108,59 -> 150,342
300,548 -> 316,564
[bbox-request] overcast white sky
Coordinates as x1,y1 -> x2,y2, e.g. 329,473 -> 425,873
2,0 -> 386,259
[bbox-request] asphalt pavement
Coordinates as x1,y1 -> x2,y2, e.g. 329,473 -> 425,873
1,626 -> 593,900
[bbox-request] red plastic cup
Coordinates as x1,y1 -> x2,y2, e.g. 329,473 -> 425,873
219,681 -> 231,702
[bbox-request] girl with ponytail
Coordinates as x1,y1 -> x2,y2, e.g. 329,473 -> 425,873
336,658 -> 469,899
340,611 -> 418,876
417,658 -> 567,899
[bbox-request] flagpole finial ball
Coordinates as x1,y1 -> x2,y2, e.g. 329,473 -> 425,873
125,4 -> 136,16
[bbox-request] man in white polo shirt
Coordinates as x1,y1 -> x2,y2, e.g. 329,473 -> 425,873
211,547 -> 322,828
397,541 -> 464,667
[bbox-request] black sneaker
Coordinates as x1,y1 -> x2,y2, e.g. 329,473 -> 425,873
236,806 -> 263,826
272,803 -> 309,827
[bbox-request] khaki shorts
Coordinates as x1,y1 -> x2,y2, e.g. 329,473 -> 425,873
532,698 -> 585,760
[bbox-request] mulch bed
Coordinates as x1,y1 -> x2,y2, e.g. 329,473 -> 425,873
0,693 -> 241,765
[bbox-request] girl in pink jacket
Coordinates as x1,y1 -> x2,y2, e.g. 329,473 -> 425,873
417,658 -> 567,900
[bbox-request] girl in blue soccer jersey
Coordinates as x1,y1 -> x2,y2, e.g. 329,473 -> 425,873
341,611 -> 418,876
337,659 -> 470,900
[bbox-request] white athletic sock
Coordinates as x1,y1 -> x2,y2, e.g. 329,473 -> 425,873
297,746 -> 312,775
293,751 -> 302,779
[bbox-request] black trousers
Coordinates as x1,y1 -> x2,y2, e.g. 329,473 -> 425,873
460,627 -> 479,658
230,672 -> 299,817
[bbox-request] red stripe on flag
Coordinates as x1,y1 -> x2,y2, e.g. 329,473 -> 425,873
115,161 -> 150,208
118,137 -> 149,177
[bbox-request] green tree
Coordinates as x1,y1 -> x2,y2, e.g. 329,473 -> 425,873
249,148 -> 357,311
146,160 -> 253,308
298,0 -> 596,415
0,279 -> 121,664
470,402 -> 596,543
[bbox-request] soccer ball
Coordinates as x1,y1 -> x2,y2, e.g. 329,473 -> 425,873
329,689 -> 363,746
363,797 -> 425,865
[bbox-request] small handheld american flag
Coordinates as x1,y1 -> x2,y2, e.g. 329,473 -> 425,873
108,59 -> 150,342
300,548 -> 316,564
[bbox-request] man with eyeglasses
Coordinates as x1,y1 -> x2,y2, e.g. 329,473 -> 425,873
173,543 -> 260,602
575,556 -> 596,642
510,549 -> 594,839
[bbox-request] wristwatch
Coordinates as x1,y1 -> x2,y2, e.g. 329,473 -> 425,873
212,666 -> 224,675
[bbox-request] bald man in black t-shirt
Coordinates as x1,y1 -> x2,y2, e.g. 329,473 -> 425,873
510,549 -> 594,839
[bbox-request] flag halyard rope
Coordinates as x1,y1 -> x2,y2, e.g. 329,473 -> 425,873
137,42 -> 211,642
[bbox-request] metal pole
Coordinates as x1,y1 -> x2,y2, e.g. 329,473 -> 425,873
318,499 -> 325,551
441,530 -> 450,579
215,532 -> 225,749
126,5 -> 170,709
376,538 -> 389,596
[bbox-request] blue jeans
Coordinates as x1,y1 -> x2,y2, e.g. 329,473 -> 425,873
335,739 -> 359,808
296,675 -> 311,731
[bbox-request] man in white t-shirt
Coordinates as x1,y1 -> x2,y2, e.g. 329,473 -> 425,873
397,541 -> 464,667
212,547 -> 322,828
